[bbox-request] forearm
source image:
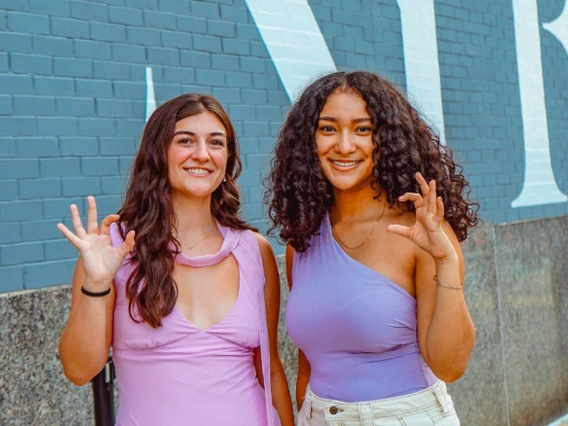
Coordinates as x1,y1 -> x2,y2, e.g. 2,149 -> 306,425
59,283 -> 113,385
295,349 -> 311,409
426,257 -> 475,381
296,370 -> 310,409
270,362 -> 294,426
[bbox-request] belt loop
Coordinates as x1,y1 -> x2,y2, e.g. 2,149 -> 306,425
432,382 -> 449,413
358,402 -> 374,425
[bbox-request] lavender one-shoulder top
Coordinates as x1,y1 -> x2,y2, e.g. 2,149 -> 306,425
286,214 -> 437,402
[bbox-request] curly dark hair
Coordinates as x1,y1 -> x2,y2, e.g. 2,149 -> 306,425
265,71 -> 479,253
118,93 -> 255,328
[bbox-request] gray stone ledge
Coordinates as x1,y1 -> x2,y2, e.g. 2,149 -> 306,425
1,217 -> 566,426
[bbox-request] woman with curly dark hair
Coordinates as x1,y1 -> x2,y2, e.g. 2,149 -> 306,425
57,93 -> 293,426
266,71 -> 479,425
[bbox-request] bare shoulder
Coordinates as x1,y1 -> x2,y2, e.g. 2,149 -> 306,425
384,206 -> 415,227
253,232 -> 274,255
253,232 -> 280,271
285,244 -> 294,261
383,208 -> 422,255
441,219 -> 461,246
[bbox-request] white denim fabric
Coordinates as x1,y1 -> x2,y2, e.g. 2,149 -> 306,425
297,381 -> 460,426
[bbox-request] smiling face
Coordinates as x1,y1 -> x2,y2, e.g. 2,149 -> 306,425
315,90 -> 377,193
167,111 -> 228,202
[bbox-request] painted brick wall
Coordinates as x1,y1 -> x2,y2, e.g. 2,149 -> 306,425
0,0 -> 567,292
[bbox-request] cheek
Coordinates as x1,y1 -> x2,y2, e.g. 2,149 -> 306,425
315,139 -> 328,159
167,146 -> 185,163
211,151 -> 228,168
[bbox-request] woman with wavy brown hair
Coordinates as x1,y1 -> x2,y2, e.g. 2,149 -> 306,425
266,71 -> 479,425
58,93 -> 293,426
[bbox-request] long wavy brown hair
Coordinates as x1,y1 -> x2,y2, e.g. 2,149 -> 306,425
265,71 -> 479,253
118,93 -> 254,327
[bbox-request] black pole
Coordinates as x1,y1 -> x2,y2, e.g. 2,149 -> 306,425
91,357 -> 116,426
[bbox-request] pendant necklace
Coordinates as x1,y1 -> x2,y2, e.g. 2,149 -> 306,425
331,205 -> 386,250
187,221 -> 216,250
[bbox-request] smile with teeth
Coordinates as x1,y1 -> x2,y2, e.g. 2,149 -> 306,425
331,160 -> 359,167
185,168 -> 211,174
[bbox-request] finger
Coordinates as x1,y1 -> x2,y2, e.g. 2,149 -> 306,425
86,196 -> 99,234
57,223 -> 83,250
436,196 -> 445,218
100,214 -> 121,235
70,204 -> 87,238
427,180 -> 437,214
116,230 -> 136,259
399,192 -> 424,208
124,230 -> 136,248
386,224 -> 412,240
415,172 -> 429,196
399,192 -> 422,201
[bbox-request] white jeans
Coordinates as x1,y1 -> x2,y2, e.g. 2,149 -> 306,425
297,382 -> 460,426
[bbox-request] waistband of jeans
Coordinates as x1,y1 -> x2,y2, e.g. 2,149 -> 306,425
304,381 -> 451,418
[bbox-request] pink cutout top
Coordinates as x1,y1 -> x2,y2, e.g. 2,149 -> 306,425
110,223 -> 279,426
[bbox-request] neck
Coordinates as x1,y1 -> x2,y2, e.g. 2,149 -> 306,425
331,183 -> 386,221
171,194 -> 216,235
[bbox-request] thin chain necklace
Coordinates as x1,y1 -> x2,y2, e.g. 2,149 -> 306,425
331,205 -> 386,250
187,221 -> 216,250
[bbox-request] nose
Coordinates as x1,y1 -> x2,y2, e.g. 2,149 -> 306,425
335,130 -> 356,154
192,140 -> 210,161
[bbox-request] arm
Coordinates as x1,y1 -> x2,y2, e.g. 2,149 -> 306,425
415,221 -> 474,382
256,234 -> 294,426
388,173 -> 475,382
285,245 -> 311,410
57,196 -> 135,385
59,257 -> 115,385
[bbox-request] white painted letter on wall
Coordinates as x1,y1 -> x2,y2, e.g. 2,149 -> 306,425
397,0 -> 446,145
511,0 -> 567,207
244,0 -> 337,102
145,66 -> 156,122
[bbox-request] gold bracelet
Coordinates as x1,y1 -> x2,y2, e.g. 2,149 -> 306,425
433,275 -> 463,290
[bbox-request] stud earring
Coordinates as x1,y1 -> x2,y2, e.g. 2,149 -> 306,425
223,177 -> 227,183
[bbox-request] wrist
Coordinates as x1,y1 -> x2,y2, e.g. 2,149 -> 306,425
433,251 -> 459,267
81,286 -> 111,297
434,275 -> 463,290
82,280 -> 112,294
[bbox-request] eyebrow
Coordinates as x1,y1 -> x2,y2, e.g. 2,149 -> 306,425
173,130 -> 227,137
318,117 -> 371,123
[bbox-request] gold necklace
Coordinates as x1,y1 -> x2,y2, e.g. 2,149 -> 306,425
187,221 -> 216,250
331,206 -> 386,250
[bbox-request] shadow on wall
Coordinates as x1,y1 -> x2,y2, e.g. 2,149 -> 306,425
0,218 -> 566,426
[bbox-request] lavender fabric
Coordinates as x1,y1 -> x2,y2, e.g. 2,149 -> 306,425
286,214 -> 437,402
110,223 -> 279,426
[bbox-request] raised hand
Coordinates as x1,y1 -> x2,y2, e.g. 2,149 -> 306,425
387,172 -> 455,260
57,196 -> 135,289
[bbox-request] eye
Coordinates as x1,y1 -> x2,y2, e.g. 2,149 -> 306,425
177,137 -> 193,145
356,125 -> 372,133
209,139 -> 226,148
319,125 -> 335,132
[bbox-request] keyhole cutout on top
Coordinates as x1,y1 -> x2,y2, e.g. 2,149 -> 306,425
173,253 -> 240,331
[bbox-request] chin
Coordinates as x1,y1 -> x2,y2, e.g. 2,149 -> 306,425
180,185 -> 217,198
327,178 -> 361,190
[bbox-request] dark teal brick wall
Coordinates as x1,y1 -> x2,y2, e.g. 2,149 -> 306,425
0,0 -> 567,292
